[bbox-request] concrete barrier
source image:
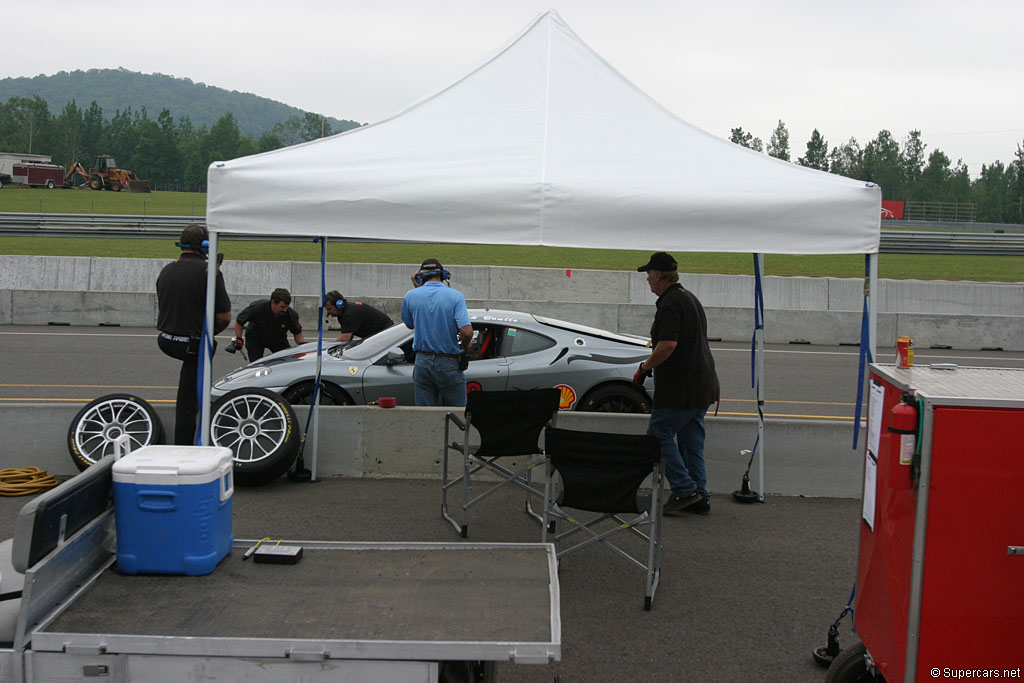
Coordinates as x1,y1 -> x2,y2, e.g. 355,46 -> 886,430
5,403 -> 865,499
0,256 -> 1021,349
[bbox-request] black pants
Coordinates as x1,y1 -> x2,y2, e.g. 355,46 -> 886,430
245,336 -> 289,361
158,334 -> 203,446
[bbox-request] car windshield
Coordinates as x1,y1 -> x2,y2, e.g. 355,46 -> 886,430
332,323 -> 411,360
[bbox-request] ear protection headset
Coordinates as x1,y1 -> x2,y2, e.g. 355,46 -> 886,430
175,239 -> 210,255
324,294 -> 344,310
415,265 -> 451,285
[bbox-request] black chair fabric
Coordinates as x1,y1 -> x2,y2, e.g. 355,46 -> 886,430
467,388 -> 561,458
545,428 -> 660,513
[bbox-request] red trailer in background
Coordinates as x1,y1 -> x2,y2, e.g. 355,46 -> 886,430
829,364 -> 1024,682
11,162 -> 65,189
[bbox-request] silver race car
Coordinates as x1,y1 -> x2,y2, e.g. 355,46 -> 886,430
213,309 -> 654,412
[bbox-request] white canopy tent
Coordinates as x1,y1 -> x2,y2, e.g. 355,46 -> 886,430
204,10 -> 882,491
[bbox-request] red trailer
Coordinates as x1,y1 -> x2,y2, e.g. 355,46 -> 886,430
830,363 -> 1024,682
11,162 -> 65,189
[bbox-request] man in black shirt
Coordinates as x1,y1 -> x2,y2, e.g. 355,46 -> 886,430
324,290 -> 393,342
156,224 -> 231,445
229,288 -> 305,360
634,252 -> 719,516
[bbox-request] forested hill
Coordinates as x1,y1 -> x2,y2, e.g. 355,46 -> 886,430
0,68 -> 360,136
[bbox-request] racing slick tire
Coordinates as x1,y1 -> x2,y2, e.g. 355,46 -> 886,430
67,394 -> 164,470
282,381 -> 354,406
210,388 -> 300,487
578,384 -> 651,414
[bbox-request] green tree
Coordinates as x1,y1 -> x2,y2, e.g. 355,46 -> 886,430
971,161 -> 1009,222
729,127 -> 763,152
862,130 -> 902,199
797,129 -> 829,171
273,115 -> 305,146
255,131 -> 284,153
918,149 -> 951,202
5,95 -> 52,153
54,100 -> 83,168
767,120 -> 790,161
302,112 -> 332,141
900,130 -> 926,198
828,137 -> 863,179
204,112 -> 243,162
80,100 -> 106,164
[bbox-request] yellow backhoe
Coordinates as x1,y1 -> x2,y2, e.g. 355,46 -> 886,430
64,155 -> 151,192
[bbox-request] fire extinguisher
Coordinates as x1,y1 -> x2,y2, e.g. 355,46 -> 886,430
887,390 -> 920,489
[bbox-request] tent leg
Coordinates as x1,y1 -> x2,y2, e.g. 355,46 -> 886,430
200,230 -> 219,446
868,254 -> 878,358
755,253 -> 765,502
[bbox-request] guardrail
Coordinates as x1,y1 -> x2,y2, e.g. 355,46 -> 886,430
2,212 -> 1024,254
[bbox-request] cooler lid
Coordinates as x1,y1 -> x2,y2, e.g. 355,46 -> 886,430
112,445 -> 233,483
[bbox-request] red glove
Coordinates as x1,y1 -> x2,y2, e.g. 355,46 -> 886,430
633,363 -> 652,387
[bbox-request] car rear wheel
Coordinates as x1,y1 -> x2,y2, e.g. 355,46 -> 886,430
67,394 -> 164,470
282,381 -> 354,406
210,388 -> 300,486
578,384 -> 651,413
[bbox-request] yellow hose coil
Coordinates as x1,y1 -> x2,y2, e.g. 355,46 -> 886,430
0,466 -> 59,496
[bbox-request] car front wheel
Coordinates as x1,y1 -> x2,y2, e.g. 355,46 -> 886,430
578,384 -> 651,413
282,381 -> 354,406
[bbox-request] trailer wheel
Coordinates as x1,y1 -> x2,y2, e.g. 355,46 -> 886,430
211,388 -> 300,486
45,179 -> 56,189
67,394 -> 164,470
825,643 -> 876,683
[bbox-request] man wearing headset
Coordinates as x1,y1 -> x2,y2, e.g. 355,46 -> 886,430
156,224 -> 231,445
228,288 -> 305,360
323,291 -> 393,342
401,258 -> 472,407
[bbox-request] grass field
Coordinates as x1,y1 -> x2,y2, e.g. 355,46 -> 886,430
1,187 -> 1021,281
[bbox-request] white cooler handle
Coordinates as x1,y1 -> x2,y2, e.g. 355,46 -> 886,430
113,434 -> 132,461
219,464 -> 234,502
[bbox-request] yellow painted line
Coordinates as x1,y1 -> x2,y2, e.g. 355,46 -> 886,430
720,398 -> 858,407
716,411 -> 857,421
0,383 -> 176,389
0,398 -> 175,404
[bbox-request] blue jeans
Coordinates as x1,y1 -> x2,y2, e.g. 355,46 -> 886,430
413,354 -> 466,407
646,408 -> 708,499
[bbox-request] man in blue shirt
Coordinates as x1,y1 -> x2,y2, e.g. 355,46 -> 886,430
401,258 -> 472,407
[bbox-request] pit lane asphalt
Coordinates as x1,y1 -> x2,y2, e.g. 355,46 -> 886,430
2,325 -> 1021,419
0,476 -> 863,682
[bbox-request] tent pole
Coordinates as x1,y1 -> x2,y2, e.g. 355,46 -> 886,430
868,253 -> 878,358
309,235 -> 328,482
755,253 -> 766,502
200,230 -> 218,446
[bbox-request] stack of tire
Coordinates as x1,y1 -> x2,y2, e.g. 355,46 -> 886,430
67,389 -> 300,486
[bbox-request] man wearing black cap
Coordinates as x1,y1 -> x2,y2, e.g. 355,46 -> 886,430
156,224 -> 232,445
324,290 -> 393,342
401,258 -> 472,407
634,252 -> 719,515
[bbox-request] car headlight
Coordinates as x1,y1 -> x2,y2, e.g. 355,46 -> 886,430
215,366 -> 273,388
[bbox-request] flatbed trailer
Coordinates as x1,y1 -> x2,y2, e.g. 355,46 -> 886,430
0,459 -> 560,682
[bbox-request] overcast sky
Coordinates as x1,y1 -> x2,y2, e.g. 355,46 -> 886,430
7,0 -> 1023,177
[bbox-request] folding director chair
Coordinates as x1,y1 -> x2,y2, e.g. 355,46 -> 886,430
442,388 -> 561,538
541,426 -> 665,610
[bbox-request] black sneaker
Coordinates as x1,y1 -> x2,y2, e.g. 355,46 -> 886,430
683,497 -> 711,515
662,492 -> 702,515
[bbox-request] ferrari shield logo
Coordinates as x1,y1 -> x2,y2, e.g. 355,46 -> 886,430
348,366 -> 359,376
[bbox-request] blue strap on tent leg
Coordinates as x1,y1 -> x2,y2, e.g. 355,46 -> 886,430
289,236 -> 328,482
734,254 -> 765,503
194,318 -> 214,446
812,582 -> 857,667
852,256 -> 874,450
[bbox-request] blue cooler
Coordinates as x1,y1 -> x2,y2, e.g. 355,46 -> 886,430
112,445 -> 234,576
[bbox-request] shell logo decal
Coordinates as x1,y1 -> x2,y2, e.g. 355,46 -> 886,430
555,384 -> 577,410
348,366 -> 359,376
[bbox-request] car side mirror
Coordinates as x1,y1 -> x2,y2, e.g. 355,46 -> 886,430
385,348 -> 405,366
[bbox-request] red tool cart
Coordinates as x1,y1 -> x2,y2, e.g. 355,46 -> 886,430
836,363 -> 1024,682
